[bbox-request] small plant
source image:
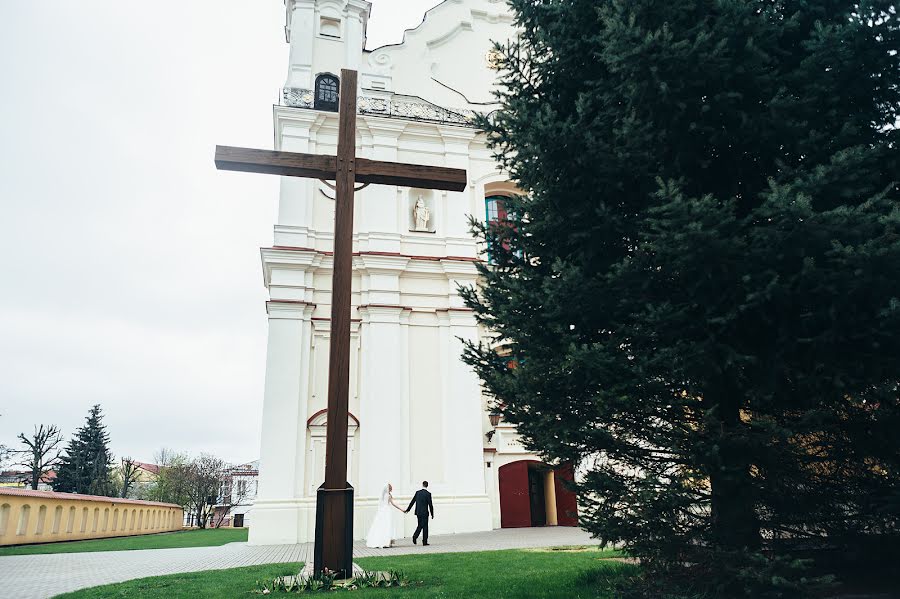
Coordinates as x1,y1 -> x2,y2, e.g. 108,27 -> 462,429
255,568 -> 409,593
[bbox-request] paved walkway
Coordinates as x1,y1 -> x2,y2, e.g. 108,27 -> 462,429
0,527 -> 597,599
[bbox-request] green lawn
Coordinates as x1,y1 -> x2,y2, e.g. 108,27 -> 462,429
0,527 -> 248,556
54,562 -> 302,599
53,548 -> 637,599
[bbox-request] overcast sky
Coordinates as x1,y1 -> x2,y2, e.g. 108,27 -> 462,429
0,0 -> 445,465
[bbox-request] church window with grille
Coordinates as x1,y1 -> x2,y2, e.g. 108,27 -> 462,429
314,74 -> 340,112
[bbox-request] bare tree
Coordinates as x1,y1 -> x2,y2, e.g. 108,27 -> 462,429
15,425 -> 63,490
0,443 -> 9,470
118,457 -> 142,498
184,454 -> 227,529
1,414 -> 12,469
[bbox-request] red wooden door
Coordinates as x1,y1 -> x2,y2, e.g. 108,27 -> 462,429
554,464 -> 579,527
499,461 -> 531,528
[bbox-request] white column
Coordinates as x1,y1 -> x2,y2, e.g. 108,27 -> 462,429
399,309 -> 412,496
285,0 -> 315,89
487,452 -> 502,529
344,1 -> 369,71
359,120 -> 406,250
275,112 -> 319,247
440,129 -> 478,257
249,301 -> 314,545
357,305 -> 406,500
441,262 -> 485,496
438,309 -> 487,496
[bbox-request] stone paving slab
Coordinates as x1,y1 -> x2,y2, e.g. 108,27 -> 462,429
0,527 -> 598,599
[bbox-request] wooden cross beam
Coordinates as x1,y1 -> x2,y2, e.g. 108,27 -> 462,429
215,69 -> 467,577
215,146 -> 467,192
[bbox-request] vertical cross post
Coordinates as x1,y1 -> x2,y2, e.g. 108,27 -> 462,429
214,68 -> 467,578
313,69 -> 358,578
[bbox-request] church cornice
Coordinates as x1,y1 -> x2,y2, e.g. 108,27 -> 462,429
265,300 -> 316,320
265,246 -> 483,265
280,89 -> 482,129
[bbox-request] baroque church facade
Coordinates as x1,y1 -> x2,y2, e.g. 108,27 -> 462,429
251,0 -> 577,545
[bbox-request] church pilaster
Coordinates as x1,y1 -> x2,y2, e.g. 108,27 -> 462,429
344,1 -> 370,71
285,0 -> 316,89
440,128 -> 479,255
437,308 -> 488,496
274,109 -> 324,247
357,304 -> 406,500
249,300 -> 315,545
356,120 -> 407,251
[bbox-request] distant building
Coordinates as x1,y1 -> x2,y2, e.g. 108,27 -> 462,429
0,470 -> 56,491
211,461 -> 259,528
129,461 -> 160,498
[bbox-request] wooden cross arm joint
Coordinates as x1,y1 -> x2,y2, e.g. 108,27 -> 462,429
215,145 -> 468,192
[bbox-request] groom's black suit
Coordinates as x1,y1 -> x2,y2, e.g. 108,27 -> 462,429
405,488 -> 434,544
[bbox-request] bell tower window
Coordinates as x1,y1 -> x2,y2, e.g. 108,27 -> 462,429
319,16 -> 342,39
314,73 -> 340,112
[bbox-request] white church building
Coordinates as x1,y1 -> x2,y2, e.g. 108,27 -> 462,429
250,0 -> 578,546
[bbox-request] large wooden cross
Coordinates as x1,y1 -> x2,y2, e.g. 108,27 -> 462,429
215,69 -> 467,577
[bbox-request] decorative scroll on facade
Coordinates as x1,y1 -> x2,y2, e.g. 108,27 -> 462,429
282,87 -> 480,128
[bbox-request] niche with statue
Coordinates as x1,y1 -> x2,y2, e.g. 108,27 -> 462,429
408,189 -> 436,233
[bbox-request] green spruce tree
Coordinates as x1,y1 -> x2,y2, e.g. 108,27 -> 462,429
463,1 -> 900,596
54,405 -> 115,496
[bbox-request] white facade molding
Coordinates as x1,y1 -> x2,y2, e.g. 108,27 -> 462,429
426,21 -> 474,50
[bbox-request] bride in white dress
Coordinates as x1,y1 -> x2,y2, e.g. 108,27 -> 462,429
366,483 -> 404,548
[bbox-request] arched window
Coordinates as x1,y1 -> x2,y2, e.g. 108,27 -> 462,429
306,411 -> 359,496
314,73 -> 340,112
66,507 -> 76,533
485,195 -> 512,263
485,195 -> 508,225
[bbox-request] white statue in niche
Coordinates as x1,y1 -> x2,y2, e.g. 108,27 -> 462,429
412,197 -> 431,232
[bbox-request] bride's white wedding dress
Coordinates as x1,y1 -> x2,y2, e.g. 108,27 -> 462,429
365,484 -> 396,549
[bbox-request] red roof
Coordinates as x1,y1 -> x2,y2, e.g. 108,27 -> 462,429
0,487 -> 181,508
133,461 -> 160,475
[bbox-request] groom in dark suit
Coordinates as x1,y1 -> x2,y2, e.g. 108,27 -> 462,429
405,480 -> 434,545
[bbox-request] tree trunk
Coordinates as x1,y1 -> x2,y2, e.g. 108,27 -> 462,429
707,389 -> 762,550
